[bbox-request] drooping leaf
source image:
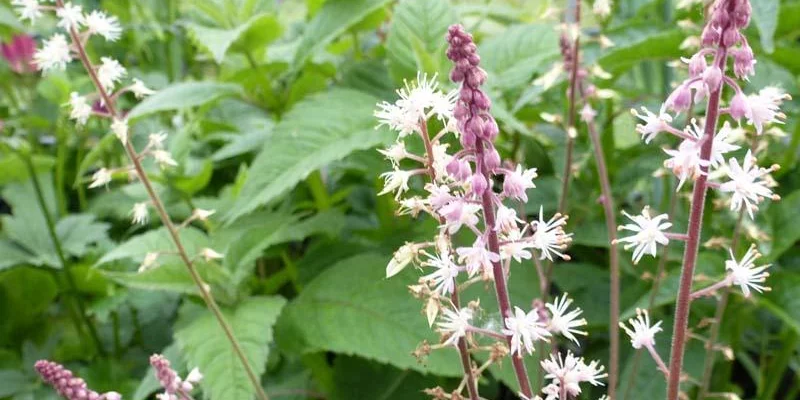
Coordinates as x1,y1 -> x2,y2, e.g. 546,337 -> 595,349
185,13 -> 283,64
227,89 -> 392,220
751,0 -> 779,54
292,0 -> 391,68
274,253 -> 463,376
128,82 -> 244,119
481,23 -> 560,91
175,296 -> 286,400
385,0 -> 456,81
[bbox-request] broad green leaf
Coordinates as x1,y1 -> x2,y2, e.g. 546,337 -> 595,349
103,262 -> 229,295
766,190 -> 800,262
0,5 -> 24,31
0,370 -> 28,397
0,240 -> 32,271
97,227 -> 210,266
751,0 -> 779,54
0,268 -> 59,335
175,296 -> 286,400
385,0 -> 456,81
185,13 -> 282,64
227,89 -> 392,220
481,24 -> 560,91
292,0 -> 391,68
211,129 -> 272,162
759,272 -> 800,334
55,214 -> 111,257
597,27 -> 683,74
128,82 -> 244,119
0,155 -> 55,185
274,253 -> 462,376
330,356 -> 438,400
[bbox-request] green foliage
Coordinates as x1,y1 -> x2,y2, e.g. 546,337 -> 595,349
385,0 -> 456,81
128,82 -> 244,119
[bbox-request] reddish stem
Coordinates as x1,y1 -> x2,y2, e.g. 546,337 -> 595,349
558,0 -> 582,214
666,46 -> 729,400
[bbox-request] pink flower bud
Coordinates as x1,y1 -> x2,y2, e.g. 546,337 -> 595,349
732,46 -> 755,79
484,146 -> 501,172
466,117 -> 484,138
702,65 -> 722,92
688,54 -> 707,78
666,85 -> 692,113
473,90 -> 491,110
471,173 -> 488,195
701,26 -> 720,47
729,91 -> 749,121
722,28 -> 739,48
482,117 -> 499,140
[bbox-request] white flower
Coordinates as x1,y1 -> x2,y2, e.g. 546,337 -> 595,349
387,243 -> 420,278
745,87 -> 790,134
191,208 -> 215,221
69,92 -> 92,125
377,141 -> 408,166
541,351 -> 607,398
616,207 -> 671,264
374,101 -> 419,138
502,164 -> 537,202
138,252 -> 159,272
545,294 -> 588,344
85,10 -> 123,41
456,237 -> 500,277
378,169 -> 412,200
131,202 -> 149,225
111,118 -> 128,143
499,229 -> 534,262
152,150 -> 178,168
374,72 -> 456,138
429,90 -> 458,122
580,104 -> 597,122
34,34 -> 73,73
56,2 -> 85,30
619,308 -> 662,349
131,78 -> 155,98
726,245 -> 770,297
200,248 -> 224,262
719,151 -> 778,219
11,0 -> 41,22
89,168 -> 112,188
593,0 -> 612,19
147,132 -> 168,149
431,143 -> 453,181
531,206 -> 573,261
102,392 -> 122,400
439,200 -> 481,234
533,62 -> 563,90
421,251 -> 460,295
631,107 -> 673,144
502,306 -> 551,357
436,307 -> 473,347
710,122 -> 741,168
185,367 -> 203,384
97,57 -> 127,92
495,205 -> 523,234
397,196 -> 429,217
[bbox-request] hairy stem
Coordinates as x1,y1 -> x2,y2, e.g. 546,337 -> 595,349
475,139 -> 533,397
558,0 -> 582,215
666,47 -> 728,400
55,1 -> 270,398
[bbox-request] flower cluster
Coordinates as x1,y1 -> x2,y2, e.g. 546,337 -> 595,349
539,351 -> 608,400
150,354 -> 203,400
34,360 -> 122,400
377,24 -> 602,400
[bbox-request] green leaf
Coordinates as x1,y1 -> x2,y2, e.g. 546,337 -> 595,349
766,190 -> 800,262
97,227 -> 210,266
103,262 -> 228,295
598,27 -> 683,74
128,82 -> 244,119
330,356 -> 438,400
385,0 -> 456,81
292,0 -> 391,68
274,253 -> 463,376
55,214 -> 111,258
175,296 -> 286,400
481,24 -> 560,91
227,89 -> 392,220
185,13 -> 283,64
0,240 -> 33,272
211,129 -> 272,162
0,370 -> 29,397
751,0 -> 779,54
759,272 -> 800,334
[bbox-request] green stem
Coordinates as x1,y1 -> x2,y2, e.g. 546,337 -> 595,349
306,171 -> 332,211
55,118 -> 69,215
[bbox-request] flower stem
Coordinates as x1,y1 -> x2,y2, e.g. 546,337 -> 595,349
666,47 -> 728,400
558,0 -> 582,215
585,113 -> 619,400
55,1 -> 270,398
475,139 -> 533,397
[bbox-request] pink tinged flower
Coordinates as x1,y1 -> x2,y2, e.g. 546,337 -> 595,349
431,143 -> 453,181
684,53 -> 707,78
664,84 -> 692,114
502,164 -> 537,202
499,229 -> 534,263
378,169 -> 412,200
34,34 -> 73,73
436,307 -> 473,347
425,184 -> 455,211
440,200 -> 481,234
456,237 -> 499,277
495,204 -> 523,234
531,206 -> 573,261
502,306 -> 552,357
744,87 -> 790,135
619,308 -> 662,349
725,245 -> 770,297
729,91 -> 750,121
631,107 -> 672,144
35,360 -> 121,400
719,151 -> 778,219
541,351 -> 607,398
616,207 -> 671,265
1,34 -> 37,74
545,294 -> 588,344
580,103 -> 597,122
702,64 -> 722,92
445,157 -> 472,182
663,125 -> 709,190
483,146 -> 501,172
470,173 -> 488,196
421,251 -> 460,295
732,45 -> 756,80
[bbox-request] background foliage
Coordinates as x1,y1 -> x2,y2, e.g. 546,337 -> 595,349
0,0 -> 798,399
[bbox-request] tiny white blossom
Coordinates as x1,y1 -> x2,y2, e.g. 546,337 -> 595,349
131,78 -> 156,98
147,132 -> 168,149
34,34 -> 73,73
377,141 -> 408,166
111,118 -> 129,143
726,245 -> 770,297
436,307 -> 473,347
69,92 -> 92,125
619,308 -> 662,349
718,151 -> 778,219
131,202 -> 149,225
631,107 -> 673,144
495,204 -> 523,234
663,135 -> 707,189
97,57 -> 127,92
456,237 -> 500,277
387,242 -> 420,278
616,207 -> 671,264
200,248 -> 224,262
397,196 -> 429,217
533,62 -> 563,90
85,10 -> 123,41
502,306 -> 551,357
709,122 -> 741,167
56,2 -> 85,30
374,101 -> 419,137
541,351 -> 607,398
531,206 -> 573,261
11,0 -> 42,23
546,294 -> 588,344
138,252 -> 159,272
439,201 -> 481,234
745,87 -> 790,135
89,168 -> 112,188
378,169 -> 412,200
499,229 -> 534,263
152,150 -> 178,168
185,368 -> 203,384
431,143 -> 453,181
593,0 -> 612,18
421,251 -> 460,295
